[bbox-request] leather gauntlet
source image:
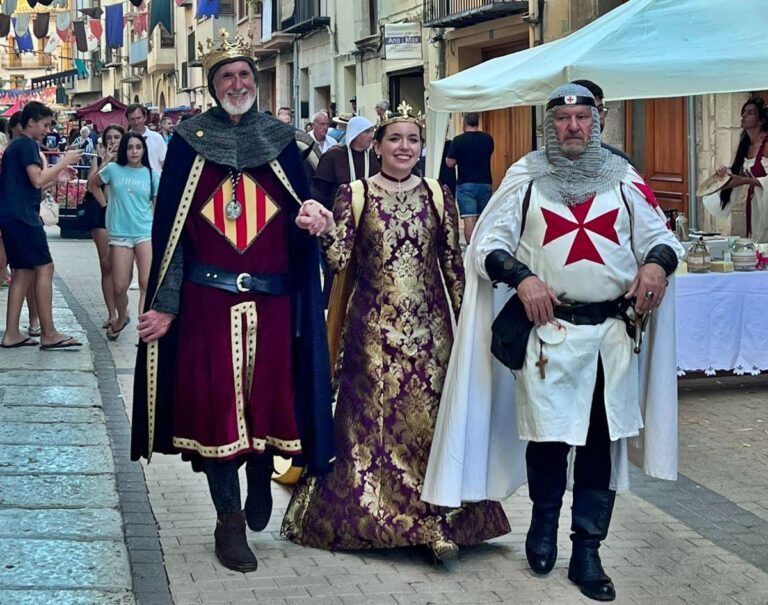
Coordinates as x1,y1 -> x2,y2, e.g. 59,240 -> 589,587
485,249 -> 536,289
644,244 -> 678,276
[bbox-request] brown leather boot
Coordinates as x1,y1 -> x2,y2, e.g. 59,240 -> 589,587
214,511 -> 258,572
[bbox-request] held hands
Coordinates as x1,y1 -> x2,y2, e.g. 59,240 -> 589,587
295,200 -> 334,236
625,263 -> 667,315
137,310 -> 175,343
517,276 -> 561,326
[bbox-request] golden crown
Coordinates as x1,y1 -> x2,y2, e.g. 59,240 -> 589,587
197,28 -> 255,73
375,100 -> 425,131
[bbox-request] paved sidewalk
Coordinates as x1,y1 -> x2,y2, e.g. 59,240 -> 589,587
0,278 -> 133,604
43,233 -> 768,604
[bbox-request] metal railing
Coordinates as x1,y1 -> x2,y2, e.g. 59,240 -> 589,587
423,0 -> 521,25
1,53 -> 53,69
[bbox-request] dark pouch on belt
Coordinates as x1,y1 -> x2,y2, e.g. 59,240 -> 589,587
491,294 -> 533,370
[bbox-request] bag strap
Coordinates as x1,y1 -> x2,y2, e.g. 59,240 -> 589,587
519,181 -> 533,238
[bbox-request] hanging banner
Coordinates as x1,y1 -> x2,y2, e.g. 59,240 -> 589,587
196,0 -> 219,19
150,0 -> 172,34
105,4 -> 123,48
384,23 -> 422,61
56,12 -> 71,42
33,13 -> 49,39
0,14 -> 10,37
13,13 -> 29,36
44,31 -> 60,53
1,0 -> 17,17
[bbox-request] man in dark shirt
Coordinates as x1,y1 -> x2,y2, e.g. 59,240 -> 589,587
571,79 -> 634,165
446,112 -> 494,242
0,101 -> 82,349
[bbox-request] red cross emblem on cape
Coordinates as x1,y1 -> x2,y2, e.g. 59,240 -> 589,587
541,196 -> 620,266
200,172 -> 280,253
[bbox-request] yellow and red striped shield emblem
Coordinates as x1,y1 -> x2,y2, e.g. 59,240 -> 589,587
200,173 -> 280,253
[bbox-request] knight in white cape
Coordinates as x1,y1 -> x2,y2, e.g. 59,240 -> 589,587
422,84 -> 684,602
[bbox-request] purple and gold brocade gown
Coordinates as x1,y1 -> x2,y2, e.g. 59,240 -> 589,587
281,179 -> 510,550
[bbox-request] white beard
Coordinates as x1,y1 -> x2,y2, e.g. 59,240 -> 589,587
220,91 -> 256,116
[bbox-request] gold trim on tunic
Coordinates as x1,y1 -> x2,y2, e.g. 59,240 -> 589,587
145,154 -> 205,458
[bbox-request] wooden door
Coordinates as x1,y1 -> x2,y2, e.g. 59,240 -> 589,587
627,97 -> 688,214
483,107 -> 532,191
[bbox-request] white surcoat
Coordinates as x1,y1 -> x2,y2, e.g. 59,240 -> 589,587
422,156 -> 685,507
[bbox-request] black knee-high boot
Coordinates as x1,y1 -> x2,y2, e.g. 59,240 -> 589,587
568,488 -> 616,602
244,454 -> 274,531
525,441 -> 569,575
525,460 -> 568,575
203,459 -> 258,572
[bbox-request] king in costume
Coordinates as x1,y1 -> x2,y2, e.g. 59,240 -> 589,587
130,30 -> 333,572
423,84 -> 684,600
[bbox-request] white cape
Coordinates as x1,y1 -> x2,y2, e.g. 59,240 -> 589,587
422,158 -> 679,507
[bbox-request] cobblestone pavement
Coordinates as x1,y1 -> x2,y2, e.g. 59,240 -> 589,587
21,232 -> 768,604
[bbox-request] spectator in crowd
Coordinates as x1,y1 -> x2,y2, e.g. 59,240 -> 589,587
572,79 -> 633,164
159,117 -> 174,145
125,104 -> 166,172
277,106 -> 292,125
349,96 -> 357,115
304,122 -> 313,133
308,111 -> 338,154
0,102 -> 83,349
375,99 -> 389,121
87,132 -> 158,340
445,112 -> 495,242
328,112 -> 353,144
84,124 -> 126,330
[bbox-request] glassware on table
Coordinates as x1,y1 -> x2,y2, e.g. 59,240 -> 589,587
732,238 -> 757,271
687,237 -> 711,273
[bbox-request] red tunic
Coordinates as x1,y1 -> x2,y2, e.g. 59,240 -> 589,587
171,161 -> 301,459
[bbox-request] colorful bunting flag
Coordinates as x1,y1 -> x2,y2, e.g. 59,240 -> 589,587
105,4 -> 123,48
33,13 -> 49,39
14,14 -> 29,37
150,0 -> 172,34
196,0 -> 219,18
44,32 -> 60,54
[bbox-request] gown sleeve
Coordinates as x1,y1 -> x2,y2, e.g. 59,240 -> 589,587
437,184 -> 465,317
320,182 -> 357,272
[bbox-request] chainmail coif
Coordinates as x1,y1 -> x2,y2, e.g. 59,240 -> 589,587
527,83 -> 627,206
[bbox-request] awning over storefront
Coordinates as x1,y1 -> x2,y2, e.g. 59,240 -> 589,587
425,0 -> 768,176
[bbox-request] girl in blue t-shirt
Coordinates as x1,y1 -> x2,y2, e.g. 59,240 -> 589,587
88,132 -> 158,340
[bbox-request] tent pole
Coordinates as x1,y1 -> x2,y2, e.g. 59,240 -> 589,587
687,95 -> 698,230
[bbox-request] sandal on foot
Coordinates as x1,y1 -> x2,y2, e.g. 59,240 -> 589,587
107,317 -> 131,341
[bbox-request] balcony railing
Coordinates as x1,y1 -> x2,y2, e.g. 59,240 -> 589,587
281,0 -> 329,35
129,37 -> 148,66
423,0 -> 527,28
1,52 -> 53,70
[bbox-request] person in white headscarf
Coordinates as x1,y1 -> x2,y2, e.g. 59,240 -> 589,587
311,115 -> 379,209
423,83 -> 684,602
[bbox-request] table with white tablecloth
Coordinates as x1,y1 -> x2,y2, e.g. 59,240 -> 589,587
675,271 -> 768,375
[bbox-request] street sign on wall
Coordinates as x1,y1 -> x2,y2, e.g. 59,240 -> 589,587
384,23 -> 422,61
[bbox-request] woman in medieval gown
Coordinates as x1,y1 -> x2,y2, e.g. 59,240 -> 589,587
706,96 -> 768,242
283,106 -> 510,561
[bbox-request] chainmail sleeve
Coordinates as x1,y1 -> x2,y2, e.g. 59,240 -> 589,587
152,243 -> 184,315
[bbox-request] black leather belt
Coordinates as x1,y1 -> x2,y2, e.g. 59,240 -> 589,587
187,263 -> 290,296
554,297 -> 632,326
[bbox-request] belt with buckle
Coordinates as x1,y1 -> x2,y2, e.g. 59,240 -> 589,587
187,263 -> 290,296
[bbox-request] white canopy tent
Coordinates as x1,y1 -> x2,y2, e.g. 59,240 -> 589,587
426,0 -> 768,187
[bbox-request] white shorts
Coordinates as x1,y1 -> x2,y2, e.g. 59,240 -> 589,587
110,236 -> 151,248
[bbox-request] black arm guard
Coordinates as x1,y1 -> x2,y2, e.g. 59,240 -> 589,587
643,243 -> 678,276
485,249 -> 536,289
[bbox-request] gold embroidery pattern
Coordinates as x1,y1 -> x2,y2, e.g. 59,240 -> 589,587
282,181 -> 509,549
145,154 -> 205,458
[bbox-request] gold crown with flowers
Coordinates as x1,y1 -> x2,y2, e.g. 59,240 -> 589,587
375,100 -> 426,131
197,28 -> 255,72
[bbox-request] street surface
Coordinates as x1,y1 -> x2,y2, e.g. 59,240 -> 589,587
1,229 -> 768,604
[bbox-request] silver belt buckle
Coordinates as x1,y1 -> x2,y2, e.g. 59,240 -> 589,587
235,273 -> 250,293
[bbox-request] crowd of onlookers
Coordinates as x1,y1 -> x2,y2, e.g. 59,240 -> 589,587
0,101 -> 178,349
